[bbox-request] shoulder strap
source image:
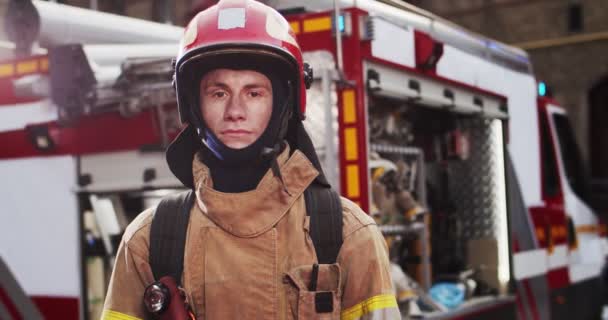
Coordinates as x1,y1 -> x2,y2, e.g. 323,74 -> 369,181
149,190 -> 194,285
304,183 -> 344,264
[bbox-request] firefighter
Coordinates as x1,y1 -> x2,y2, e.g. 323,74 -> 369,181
101,0 -> 398,319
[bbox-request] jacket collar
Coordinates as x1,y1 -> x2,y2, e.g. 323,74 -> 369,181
192,145 -> 319,238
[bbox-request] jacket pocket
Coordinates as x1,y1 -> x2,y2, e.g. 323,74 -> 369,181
284,264 -> 342,320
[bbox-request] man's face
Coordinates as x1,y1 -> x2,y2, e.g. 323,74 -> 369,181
199,69 -> 273,149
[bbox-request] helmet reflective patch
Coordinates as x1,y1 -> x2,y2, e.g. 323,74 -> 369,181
182,21 -> 198,47
266,11 -> 298,47
218,8 -> 246,30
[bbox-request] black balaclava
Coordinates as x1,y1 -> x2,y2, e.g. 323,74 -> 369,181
196,71 -> 289,193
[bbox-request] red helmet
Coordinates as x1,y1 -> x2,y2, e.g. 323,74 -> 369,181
174,0 -> 312,127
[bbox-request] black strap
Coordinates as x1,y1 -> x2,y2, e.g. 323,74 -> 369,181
149,190 -> 194,285
304,183 -> 343,314
304,183 -> 344,264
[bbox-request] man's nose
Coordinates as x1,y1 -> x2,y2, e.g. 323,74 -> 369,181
224,96 -> 246,121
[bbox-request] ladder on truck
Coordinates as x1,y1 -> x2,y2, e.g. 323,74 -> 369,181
12,43 -> 181,147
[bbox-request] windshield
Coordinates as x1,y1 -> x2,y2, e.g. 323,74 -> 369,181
552,114 -> 589,201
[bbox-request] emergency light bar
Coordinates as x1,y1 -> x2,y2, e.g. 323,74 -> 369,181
538,82 -> 547,96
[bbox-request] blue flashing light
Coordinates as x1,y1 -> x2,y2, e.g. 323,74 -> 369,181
538,82 -> 547,96
339,15 -> 345,32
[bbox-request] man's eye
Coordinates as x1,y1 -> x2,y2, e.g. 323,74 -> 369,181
249,91 -> 262,98
212,91 -> 226,98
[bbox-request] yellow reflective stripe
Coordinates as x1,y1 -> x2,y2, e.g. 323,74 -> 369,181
0,64 -> 14,77
290,21 -> 301,34
101,310 -> 143,320
342,90 -> 356,124
536,227 -> 546,242
577,224 -> 598,234
397,289 -> 416,301
16,60 -> 37,75
40,58 -> 49,72
346,164 -> 360,198
303,16 -> 332,33
344,127 -> 358,161
341,294 -> 398,320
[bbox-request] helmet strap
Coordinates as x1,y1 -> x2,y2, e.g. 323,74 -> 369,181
260,80 -> 295,195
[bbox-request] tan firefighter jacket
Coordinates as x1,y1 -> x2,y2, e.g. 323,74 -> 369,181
102,146 -> 400,320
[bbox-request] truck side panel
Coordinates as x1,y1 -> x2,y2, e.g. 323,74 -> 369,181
0,156 -> 81,319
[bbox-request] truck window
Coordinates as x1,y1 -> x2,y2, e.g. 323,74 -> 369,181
552,114 -> 588,201
540,111 -> 560,198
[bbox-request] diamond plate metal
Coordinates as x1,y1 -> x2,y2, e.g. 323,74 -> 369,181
448,119 -> 506,242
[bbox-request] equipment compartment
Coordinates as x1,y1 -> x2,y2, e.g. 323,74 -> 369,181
367,91 -> 511,316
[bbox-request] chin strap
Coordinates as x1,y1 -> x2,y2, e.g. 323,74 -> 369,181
262,143 -> 292,196
260,80 -> 295,196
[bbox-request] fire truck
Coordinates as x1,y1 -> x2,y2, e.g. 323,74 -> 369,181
0,0 -> 605,319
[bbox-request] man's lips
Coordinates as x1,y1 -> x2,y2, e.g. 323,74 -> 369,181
221,129 -> 252,136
